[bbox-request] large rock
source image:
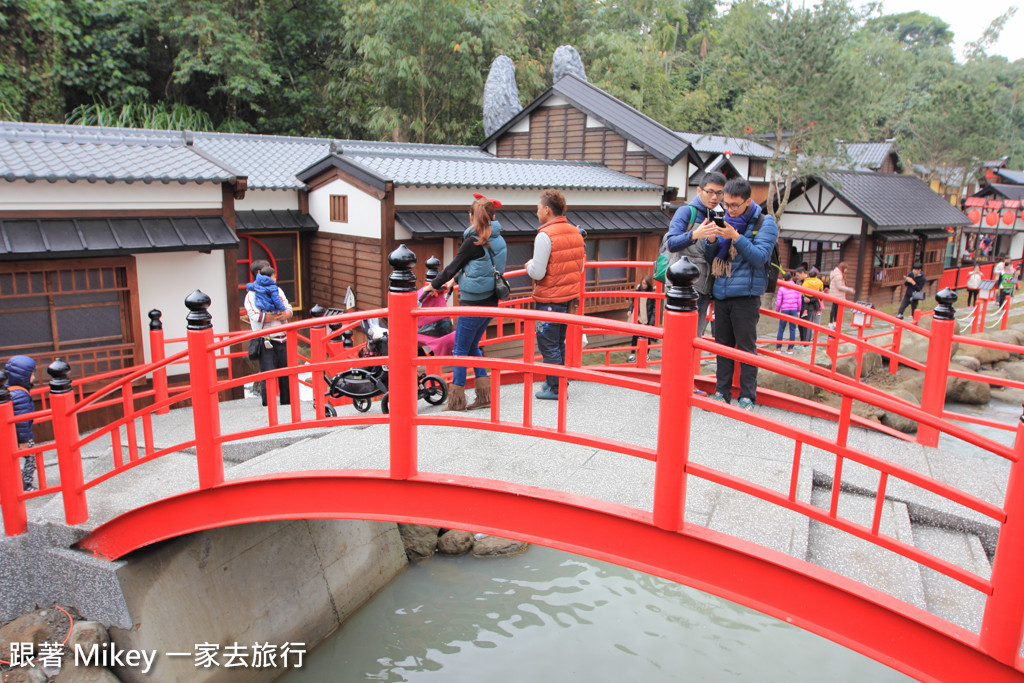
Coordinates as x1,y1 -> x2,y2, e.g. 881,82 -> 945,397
952,355 -> 981,371
482,55 -> 522,137
68,621 -> 110,652
398,524 -> 440,561
53,666 -> 122,683
990,387 -> 1024,405
552,45 -> 587,82
4,668 -> 48,683
0,613 -> 49,660
437,530 -> 474,556
955,329 -> 1024,365
756,369 -> 817,400
880,389 -> 919,433
472,536 -> 528,557
945,371 -> 991,404
896,376 -> 923,404
997,361 -> 1024,382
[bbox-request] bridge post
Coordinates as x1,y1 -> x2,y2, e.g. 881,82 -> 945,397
653,257 -> 699,531
387,246 -> 419,479
185,290 -> 224,489
917,288 -> 956,447
148,310 -> 170,415
48,360 -> 88,525
0,371 -> 27,535
309,304 -> 328,419
980,406 -> 1024,663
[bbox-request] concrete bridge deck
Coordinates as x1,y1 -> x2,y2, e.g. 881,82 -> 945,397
2,377 -> 1010,640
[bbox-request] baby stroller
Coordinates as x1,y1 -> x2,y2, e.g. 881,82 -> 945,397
324,318 -> 448,415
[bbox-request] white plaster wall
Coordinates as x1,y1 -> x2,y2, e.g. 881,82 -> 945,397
509,117 -> 530,134
777,213 -> 862,236
135,251 -> 231,374
1012,233 -> 1024,259
235,189 -> 300,211
0,179 -> 222,211
542,95 -> 570,108
395,186 -> 662,208
787,186 -> 858,217
487,142 -> 497,155
585,115 -> 604,129
730,156 -> 750,178
626,141 -> 644,153
308,178 -> 381,239
666,161 -> 689,197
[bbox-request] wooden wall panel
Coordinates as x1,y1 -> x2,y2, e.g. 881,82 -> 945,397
310,233 -> 384,310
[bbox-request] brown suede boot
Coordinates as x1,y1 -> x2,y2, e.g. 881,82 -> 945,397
444,384 -> 467,411
467,376 -> 491,411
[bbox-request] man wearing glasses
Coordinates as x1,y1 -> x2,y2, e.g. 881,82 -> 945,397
702,177 -> 778,411
666,171 -> 727,336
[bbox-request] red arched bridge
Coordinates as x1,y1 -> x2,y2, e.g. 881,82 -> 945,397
2,247 -> 1024,683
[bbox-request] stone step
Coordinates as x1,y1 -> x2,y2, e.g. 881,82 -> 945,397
807,487 -> 928,610
910,523 -> 991,634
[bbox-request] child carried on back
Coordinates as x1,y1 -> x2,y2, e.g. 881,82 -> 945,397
246,266 -> 286,313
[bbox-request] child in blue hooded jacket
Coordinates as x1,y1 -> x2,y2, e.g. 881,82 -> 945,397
5,355 -> 38,491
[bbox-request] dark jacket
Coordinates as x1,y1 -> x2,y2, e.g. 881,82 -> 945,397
5,355 -> 36,444
666,198 -> 713,295
431,221 -> 508,304
703,204 -> 778,299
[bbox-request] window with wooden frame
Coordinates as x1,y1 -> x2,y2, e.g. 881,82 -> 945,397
237,233 -> 302,313
0,258 -> 139,378
748,158 -> 767,179
330,195 -> 348,223
872,237 -> 916,286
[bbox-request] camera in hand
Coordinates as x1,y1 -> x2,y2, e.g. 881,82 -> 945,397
712,206 -> 726,227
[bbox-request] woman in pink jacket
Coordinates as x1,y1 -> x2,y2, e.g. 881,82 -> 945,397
775,272 -> 802,353
827,262 -> 854,328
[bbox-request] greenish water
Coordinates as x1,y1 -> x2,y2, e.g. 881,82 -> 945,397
280,545 -> 911,682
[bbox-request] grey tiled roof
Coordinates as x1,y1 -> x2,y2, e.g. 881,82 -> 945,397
675,132 -> 775,158
191,131 -> 491,190
835,141 -> 895,171
0,122 -> 238,184
345,152 -> 661,191
996,169 -> 1024,185
481,74 -> 693,166
988,184 -> 1024,201
0,215 -> 237,261
816,172 -> 970,229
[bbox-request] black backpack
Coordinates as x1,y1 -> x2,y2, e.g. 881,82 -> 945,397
750,214 -> 783,294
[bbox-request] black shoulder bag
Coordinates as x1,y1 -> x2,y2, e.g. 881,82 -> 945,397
485,245 -> 511,300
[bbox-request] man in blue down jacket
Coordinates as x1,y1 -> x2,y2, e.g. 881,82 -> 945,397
5,355 -> 37,490
666,171 -> 726,337
702,178 -> 778,410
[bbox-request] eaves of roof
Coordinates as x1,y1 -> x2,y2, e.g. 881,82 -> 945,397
295,153 -> 392,192
813,172 -> 970,229
479,74 -> 693,167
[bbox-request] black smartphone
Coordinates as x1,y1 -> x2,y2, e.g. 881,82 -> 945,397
712,207 -> 726,228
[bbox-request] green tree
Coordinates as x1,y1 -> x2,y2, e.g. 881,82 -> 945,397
866,11 -> 953,51
333,0 -> 519,144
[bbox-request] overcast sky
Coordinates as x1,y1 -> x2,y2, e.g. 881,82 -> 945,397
856,0 -> 1023,61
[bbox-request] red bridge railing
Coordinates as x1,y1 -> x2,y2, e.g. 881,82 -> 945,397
1,249 -> 1023,680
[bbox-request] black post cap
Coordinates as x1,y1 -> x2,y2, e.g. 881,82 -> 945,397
148,309 -> 163,331
342,328 -> 354,348
934,287 -> 957,321
309,304 -> 326,328
425,255 -> 441,282
48,358 -> 72,394
185,290 -> 213,330
665,256 -> 700,313
388,245 -> 418,293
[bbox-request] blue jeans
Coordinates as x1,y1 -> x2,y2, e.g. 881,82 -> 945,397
776,309 -> 799,350
536,302 -> 570,391
451,313 -> 491,387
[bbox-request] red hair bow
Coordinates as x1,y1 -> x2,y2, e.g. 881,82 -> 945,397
473,192 -> 502,209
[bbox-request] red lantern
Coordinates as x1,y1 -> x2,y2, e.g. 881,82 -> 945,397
1003,211 -> 1015,225
986,211 -> 999,226
968,209 -> 982,224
